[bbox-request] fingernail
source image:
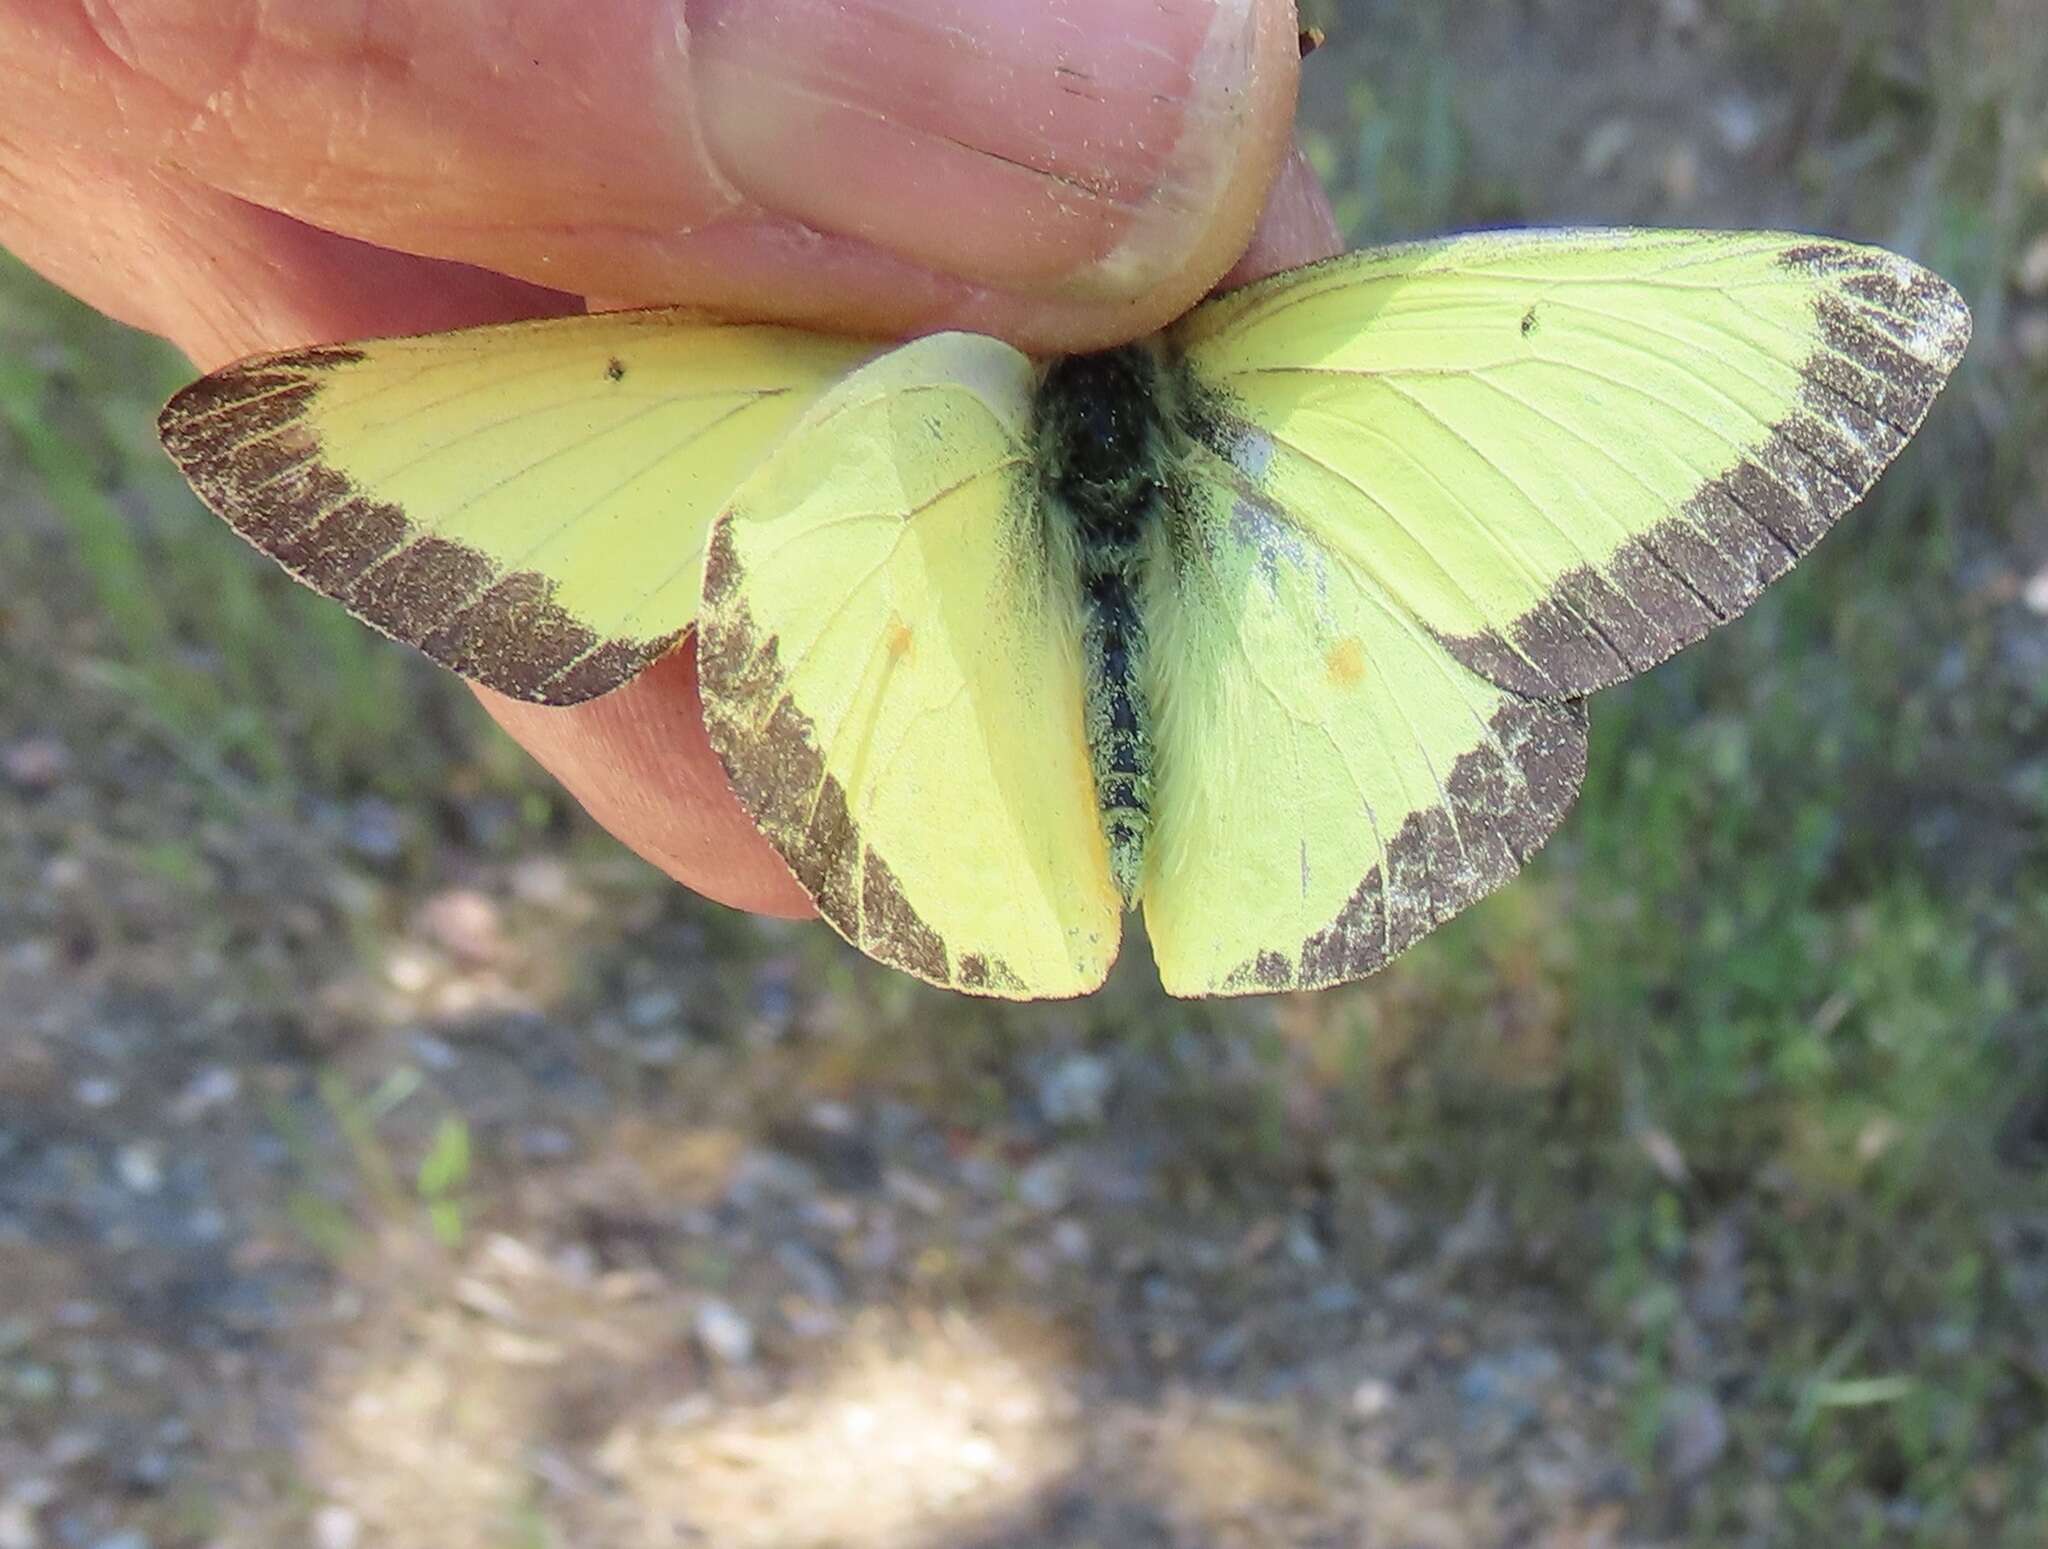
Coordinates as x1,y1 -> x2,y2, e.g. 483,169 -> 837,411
683,0 -> 1268,301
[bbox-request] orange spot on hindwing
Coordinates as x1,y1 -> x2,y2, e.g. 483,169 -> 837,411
885,617 -> 914,661
1326,636 -> 1367,687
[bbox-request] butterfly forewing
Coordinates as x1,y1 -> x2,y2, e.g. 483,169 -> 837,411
159,310 -> 881,704
1170,230 -> 1970,701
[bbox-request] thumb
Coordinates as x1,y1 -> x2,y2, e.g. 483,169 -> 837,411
676,0 -> 1301,343
1,0 -> 1302,355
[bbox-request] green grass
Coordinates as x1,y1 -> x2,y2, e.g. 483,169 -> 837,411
261,1066 -> 478,1264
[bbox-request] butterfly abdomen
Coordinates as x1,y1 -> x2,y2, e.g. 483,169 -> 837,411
1034,346 -> 1172,908
1078,529 -> 1152,906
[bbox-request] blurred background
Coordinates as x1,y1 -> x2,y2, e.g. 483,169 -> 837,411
2,0 -> 2045,1544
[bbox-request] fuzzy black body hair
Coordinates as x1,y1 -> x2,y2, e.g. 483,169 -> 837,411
1033,344 -> 1174,906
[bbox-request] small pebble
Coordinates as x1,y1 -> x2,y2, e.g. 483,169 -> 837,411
783,1300 -> 842,1341
384,944 -> 440,995
1284,1217 -> 1323,1267
1351,1378 -> 1395,1420
882,1168 -> 945,1216
807,1100 -> 857,1134
41,854 -> 87,891
2,737 -> 68,793
517,1126 -> 575,1162
3,940 -> 56,978
657,1393 -> 716,1429
1309,1281 -> 1362,1315
312,1503 -> 362,1549
0,1498 -> 38,1549
1036,1053 -> 1112,1126
115,1144 -> 163,1195
72,1077 -> 121,1110
626,989 -> 681,1029
1580,117 -> 1634,178
343,798 -> 407,863
1050,1219 -> 1092,1263
773,1242 -> 843,1306
1662,143 -> 1701,205
1458,1344 -> 1565,1452
168,1067 -> 241,1123
45,1428 -> 101,1467
4,1478 -> 57,1510
2019,232 -> 2048,297
482,1235 -> 546,1279
728,1149 -> 818,1208
1710,93 -> 1764,155
1015,1157 -> 1069,1213
2022,565 -> 2048,617
123,1450 -> 172,1493
631,1033 -> 684,1067
417,889 -> 505,965
509,857 -> 579,910
694,1298 -> 755,1365
2017,312 -> 2048,367
1661,1385 -> 1730,1480
552,1243 -> 599,1285
409,1034 -> 461,1071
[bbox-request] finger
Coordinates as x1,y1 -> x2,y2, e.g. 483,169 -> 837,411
1,0 -> 1301,353
1217,141 -> 1346,288
0,139 -> 578,371
0,132 -> 1344,369
476,638 -> 815,918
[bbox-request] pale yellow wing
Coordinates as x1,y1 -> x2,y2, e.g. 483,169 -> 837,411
1141,458 -> 1588,996
696,334 -> 1121,998
1169,230 -> 1970,698
159,310 -> 881,703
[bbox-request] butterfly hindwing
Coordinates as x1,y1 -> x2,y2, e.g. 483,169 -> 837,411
696,334 -> 1122,999
159,310 -> 881,704
1141,457 -> 1589,996
1171,229 -> 1970,700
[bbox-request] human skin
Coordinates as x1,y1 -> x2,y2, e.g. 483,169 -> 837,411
0,0 -> 1343,917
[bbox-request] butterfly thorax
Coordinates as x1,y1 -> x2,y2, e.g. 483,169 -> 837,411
1034,345 -> 1176,909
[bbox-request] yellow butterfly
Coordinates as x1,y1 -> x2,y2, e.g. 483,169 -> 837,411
158,229 -> 1969,998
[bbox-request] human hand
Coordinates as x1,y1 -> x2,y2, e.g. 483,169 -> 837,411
0,0 -> 1342,916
